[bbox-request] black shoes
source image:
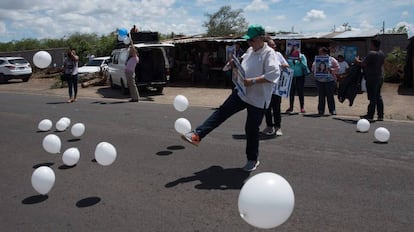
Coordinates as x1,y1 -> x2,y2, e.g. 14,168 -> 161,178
360,115 -> 374,122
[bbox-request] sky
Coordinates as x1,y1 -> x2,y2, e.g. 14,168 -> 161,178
0,0 -> 413,43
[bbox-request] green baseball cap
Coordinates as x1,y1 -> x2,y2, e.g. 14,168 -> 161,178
242,24 -> 265,40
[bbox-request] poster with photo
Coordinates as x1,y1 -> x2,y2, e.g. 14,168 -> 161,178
344,46 -> 358,63
231,54 -> 246,96
314,56 -> 330,79
286,40 -> 301,59
274,68 -> 294,98
225,44 -> 235,62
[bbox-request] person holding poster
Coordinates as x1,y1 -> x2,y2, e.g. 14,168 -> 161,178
262,38 -> 289,136
312,47 -> 339,115
182,25 -> 280,172
286,51 -> 309,114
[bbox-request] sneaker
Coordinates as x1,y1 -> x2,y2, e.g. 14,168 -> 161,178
300,108 -> 306,113
377,116 -> 384,121
275,127 -> 283,136
360,115 -> 373,122
243,160 -> 260,172
262,126 -> 275,136
285,108 -> 293,113
330,111 -> 337,115
181,132 -> 200,146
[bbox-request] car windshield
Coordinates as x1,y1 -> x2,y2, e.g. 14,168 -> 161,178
85,59 -> 104,66
9,59 -> 29,64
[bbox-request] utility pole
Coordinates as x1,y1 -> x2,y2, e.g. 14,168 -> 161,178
382,21 -> 385,34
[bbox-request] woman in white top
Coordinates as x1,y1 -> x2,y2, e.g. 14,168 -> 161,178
125,39 -> 140,102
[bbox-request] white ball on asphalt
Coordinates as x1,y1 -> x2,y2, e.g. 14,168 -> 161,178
238,172 -> 295,229
71,123 -> 85,137
38,119 -> 53,131
374,127 -> 390,142
62,147 -> 80,166
94,142 -> 117,166
31,166 -> 55,195
356,119 -> 370,132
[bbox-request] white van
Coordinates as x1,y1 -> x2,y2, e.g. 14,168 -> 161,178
108,43 -> 174,94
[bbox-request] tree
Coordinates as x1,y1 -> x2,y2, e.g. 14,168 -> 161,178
389,25 -> 408,34
203,5 -> 248,36
342,22 -> 352,31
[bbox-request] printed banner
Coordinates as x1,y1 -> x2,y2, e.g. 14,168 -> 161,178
314,56 -> 330,79
286,40 -> 301,60
274,68 -> 294,98
232,54 -> 246,96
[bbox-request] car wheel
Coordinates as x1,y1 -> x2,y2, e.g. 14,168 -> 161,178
109,76 -> 115,88
120,79 -> 129,95
22,77 -> 30,82
0,74 -> 7,84
155,87 -> 164,93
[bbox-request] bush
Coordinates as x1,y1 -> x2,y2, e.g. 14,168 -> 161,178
384,47 -> 406,83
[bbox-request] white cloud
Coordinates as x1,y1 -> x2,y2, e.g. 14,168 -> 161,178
401,11 -> 409,18
245,0 -> 269,12
359,20 -> 374,29
303,9 -> 326,22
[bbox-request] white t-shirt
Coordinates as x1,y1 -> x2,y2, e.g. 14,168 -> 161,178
239,43 -> 280,109
338,60 -> 349,75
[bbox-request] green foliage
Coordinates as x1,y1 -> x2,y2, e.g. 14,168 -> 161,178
0,32 -> 117,64
384,47 -> 407,82
203,5 -> 248,37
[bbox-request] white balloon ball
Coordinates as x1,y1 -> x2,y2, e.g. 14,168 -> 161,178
374,127 -> 390,142
173,95 -> 189,112
38,119 -> 53,131
94,142 -> 117,166
56,120 -> 68,131
71,123 -> 85,137
42,134 -> 61,154
356,119 -> 370,132
238,172 -> 295,229
33,51 -> 52,69
59,117 -> 71,126
123,36 -> 131,45
31,166 -> 55,195
62,147 -> 80,166
174,118 -> 191,135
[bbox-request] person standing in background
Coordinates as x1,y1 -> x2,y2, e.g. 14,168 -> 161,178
262,38 -> 288,136
63,48 -> 79,103
125,38 -> 140,102
286,50 -> 309,114
355,39 -> 385,121
312,47 -> 339,115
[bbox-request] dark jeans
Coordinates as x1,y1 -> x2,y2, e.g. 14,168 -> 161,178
265,94 -> 281,128
67,74 -> 78,99
289,76 -> 305,109
366,78 -> 384,118
316,80 -> 336,114
194,90 -> 266,161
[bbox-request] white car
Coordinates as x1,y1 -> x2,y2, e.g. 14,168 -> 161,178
108,43 -> 174,94
78,56 -> 110,75
0,57 -> 32,83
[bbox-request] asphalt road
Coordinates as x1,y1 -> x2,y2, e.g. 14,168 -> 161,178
1,92 -> 413,231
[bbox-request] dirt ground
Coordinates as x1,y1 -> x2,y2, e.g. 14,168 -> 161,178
1,76 -> 413,121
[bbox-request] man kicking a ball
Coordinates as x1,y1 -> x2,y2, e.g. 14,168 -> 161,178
182,24 -> 280,172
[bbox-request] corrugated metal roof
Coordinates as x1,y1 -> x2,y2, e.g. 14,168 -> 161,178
331,29 -> 381,38
163,29 -> 383,44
